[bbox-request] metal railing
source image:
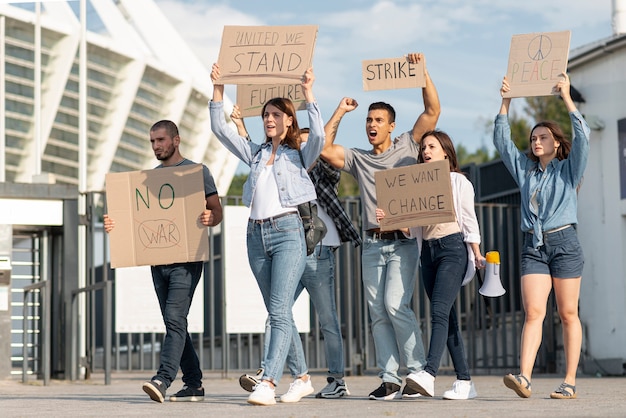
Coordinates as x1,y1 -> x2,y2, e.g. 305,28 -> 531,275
20,195 -> 560,382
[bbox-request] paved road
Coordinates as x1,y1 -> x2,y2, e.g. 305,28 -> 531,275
0,372 -> 624,417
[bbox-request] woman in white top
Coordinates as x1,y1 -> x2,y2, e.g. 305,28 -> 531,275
377,130 -> 485,400
210,64 -> 324,406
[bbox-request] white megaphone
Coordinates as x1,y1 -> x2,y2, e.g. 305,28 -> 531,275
479,251 -> 506,297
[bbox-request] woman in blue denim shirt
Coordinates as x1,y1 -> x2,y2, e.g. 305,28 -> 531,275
494,73 -> 590,400
210,64 -> 324,406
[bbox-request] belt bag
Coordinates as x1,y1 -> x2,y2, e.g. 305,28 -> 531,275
297,201 -> 327,255
297,149 -> 327,255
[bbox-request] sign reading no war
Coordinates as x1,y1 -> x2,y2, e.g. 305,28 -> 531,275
105,164 -> 209,268
504,30 -> 571,98
216,25 -> 318,85
374,160 -> 454,231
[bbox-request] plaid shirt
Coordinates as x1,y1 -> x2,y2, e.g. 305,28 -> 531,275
309,159 -> 362,247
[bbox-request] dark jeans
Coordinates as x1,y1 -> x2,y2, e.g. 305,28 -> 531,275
151,261 -> 203,389
420,233 -> 471,380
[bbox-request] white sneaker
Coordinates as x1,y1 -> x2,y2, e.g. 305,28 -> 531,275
443,380 -> 477,400
247,381 -> 276,406
405,370 -> 435,397
279,377 -> 315,403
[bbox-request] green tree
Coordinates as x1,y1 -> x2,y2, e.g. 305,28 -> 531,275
226,173 -> 248,197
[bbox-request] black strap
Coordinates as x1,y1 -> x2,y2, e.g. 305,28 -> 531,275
475,269 -> 494,319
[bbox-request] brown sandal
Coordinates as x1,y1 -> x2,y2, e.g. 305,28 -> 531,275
503,373 -> 531,398
550,382 -> 576,399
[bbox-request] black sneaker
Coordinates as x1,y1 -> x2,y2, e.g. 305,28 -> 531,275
368,382 -> 401,401
401,383 -> 423,399
239,368 -> 264,392
169,385 -> 205,402
142,379 -> 166,403
315,377 -> 350,399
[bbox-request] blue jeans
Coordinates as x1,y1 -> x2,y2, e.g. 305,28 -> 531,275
362,236 -> 425,385
262,244 -> 345,379
246,213 -> 307,385
151,262 -> 203,389
420,233 -> 470,380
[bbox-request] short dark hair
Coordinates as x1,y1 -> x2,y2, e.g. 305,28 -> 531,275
368,102 -> 396,123
151,120 -> 179,139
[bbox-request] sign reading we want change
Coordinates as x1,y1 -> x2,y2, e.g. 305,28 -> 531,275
362,56 -> 426,91
503,30 -> 571,98
375,160 -> 455,231
105,164 -> 209,268
216,25 -> 318,85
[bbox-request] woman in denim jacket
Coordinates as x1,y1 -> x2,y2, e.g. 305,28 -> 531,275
494,73 -> 590,400
210,63 -> 324,406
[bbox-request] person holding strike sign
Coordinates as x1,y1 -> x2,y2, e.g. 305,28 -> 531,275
376,129 -> 486,400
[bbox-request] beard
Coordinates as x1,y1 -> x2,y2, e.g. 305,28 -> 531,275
155,146 -> 175,161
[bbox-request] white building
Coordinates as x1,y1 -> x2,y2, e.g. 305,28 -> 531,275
568,1 -> 626,374
0,0 -> 238,193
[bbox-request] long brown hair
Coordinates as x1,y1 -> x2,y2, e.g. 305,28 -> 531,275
528,120 -> 571,162
418,130 -> 461,173
261,97 -> 301,150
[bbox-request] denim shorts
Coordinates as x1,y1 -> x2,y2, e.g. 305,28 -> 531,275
521,225 -> 584,278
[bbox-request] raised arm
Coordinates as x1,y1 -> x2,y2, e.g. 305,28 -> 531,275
409,53 -> 441,143
320,97 -> 358,169
211,63 -> 224,103
499,76 -> 512,115
230,105 -> 249,139
554,72 -> 577,113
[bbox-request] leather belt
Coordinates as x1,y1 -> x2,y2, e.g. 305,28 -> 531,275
528,224 -> 572,235
366,229 -> 404,241
250,212 -> 297,224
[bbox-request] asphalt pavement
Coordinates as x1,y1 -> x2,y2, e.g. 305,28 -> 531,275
0,371 -> 624,417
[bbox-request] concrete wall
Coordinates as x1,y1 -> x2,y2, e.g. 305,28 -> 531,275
570,40 -> 626,373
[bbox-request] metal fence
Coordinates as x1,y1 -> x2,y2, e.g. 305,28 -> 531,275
18,194 -> 561,382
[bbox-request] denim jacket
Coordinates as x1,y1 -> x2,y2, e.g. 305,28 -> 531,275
209,100 -> 324,207
493,110 -> 590,248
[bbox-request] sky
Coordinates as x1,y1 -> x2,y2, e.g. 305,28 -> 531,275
152,0 -> 614,169
9,0 -> 616,171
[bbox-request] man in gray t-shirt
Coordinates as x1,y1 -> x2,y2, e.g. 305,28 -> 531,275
320,53 -> 440,401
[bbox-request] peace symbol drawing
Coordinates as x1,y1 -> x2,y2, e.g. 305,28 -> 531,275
528,34 -> 553,61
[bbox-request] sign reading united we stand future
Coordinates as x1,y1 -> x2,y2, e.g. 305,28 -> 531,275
216,25 -> 318,85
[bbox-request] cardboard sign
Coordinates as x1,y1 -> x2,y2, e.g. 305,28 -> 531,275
216,25 -> 318,85
504,30 -> 571,98
236,83 -> 307,118
362,56 -> 425,91
374,160 -> 454,231
105,164 -> 209,268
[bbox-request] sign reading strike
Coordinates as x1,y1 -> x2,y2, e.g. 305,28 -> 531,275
237,83 -> 306,118
374,160 -> 454,231
216,25 -> 318,85
105,164 -> 209,268
503,30 -> 571,98
362,56 -> 425,91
